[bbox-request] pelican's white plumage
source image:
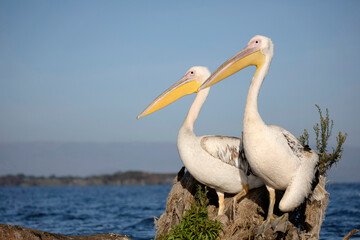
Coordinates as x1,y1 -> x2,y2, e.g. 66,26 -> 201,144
138,66 -> 263,215
199,36 -> 325,220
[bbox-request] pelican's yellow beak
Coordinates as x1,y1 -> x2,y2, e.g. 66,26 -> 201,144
199,44 -> 265,90
137,75 -> 201,119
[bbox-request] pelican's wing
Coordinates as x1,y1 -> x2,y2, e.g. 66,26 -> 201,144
269,125 -> 311,159
200,135 -> 247,171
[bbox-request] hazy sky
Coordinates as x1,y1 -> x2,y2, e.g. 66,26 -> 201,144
1,1 -> 359,179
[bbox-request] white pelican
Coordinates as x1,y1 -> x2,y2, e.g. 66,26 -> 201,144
137,66 -> 263,215
199,36 -> 324,223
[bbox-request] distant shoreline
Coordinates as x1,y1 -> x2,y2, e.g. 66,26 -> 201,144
1,172 -> 359,187
0,171 -> 176,187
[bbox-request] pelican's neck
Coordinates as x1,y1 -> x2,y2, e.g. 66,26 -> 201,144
181,87 -> 210,133
244,55 -> 272,128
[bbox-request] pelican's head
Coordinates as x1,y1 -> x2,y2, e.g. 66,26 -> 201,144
137,66 -> 211,119
199,35 -> 273,90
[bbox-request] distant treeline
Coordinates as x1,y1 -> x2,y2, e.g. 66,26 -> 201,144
0,171 -> 176,186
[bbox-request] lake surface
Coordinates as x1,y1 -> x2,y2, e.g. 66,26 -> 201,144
0,183 -> 359,240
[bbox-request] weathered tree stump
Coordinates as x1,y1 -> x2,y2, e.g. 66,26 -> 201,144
155,167 -> 330,240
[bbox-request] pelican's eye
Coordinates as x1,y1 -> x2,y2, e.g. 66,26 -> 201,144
186,69 -> 196,79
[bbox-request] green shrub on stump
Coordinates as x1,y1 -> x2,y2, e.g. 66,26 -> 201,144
160,185 -> 223,240
298,104 -> 347,175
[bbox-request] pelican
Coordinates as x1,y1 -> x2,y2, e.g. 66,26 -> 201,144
199,36 -> 325,223
137,66 -> 263,215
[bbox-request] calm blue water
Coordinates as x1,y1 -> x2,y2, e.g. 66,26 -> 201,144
321,183 -> 360,239
0,185 -> 171,240
0,183 -> 359,240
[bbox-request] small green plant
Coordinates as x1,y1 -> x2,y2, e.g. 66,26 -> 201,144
298,104 -> 347,175
298,129 -> 309,147
160,185 -> 223,240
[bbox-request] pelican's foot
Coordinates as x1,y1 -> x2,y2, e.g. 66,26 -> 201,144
232,199 -> 237,221
256,213 -> 289,236
256,218 -> 273,236
231,185 -> 248,221
270,213 -> 288,233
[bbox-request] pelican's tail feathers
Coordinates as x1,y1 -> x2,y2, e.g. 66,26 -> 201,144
279,151 -> 318,212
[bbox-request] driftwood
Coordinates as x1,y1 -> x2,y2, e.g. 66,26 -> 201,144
0,224 -> 132,240
155,167 -> 331,240
343,229 -> 360,240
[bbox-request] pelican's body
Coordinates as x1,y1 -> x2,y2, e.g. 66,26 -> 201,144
199,36 -> 325,220
178,127 -> 248,194
138,66 -> 263,215
244,125 -> 297,190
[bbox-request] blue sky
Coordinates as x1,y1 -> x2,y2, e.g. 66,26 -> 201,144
0,1 -> 359,179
